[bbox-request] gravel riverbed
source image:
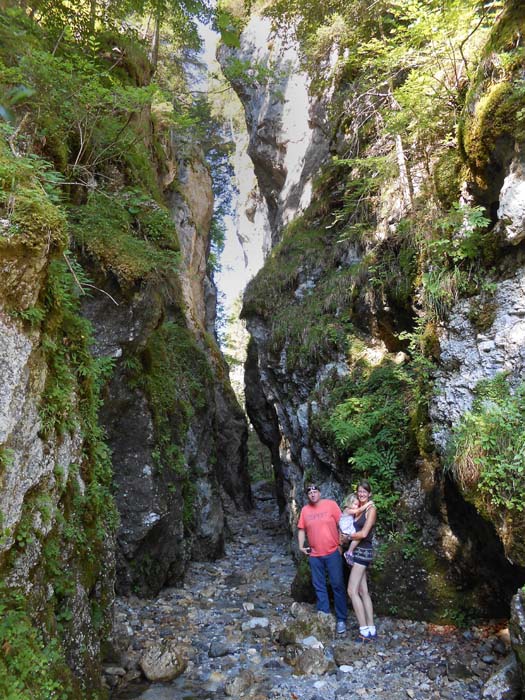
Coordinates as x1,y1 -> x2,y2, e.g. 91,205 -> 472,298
108,483 -> 515,700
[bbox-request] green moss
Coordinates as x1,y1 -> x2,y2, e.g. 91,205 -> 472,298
467,297 -> 498,332
373,538 -> 480,624
433,149 -> 464,207
460,3 -> 525,191
243,217 -> 363,372
290,556 -> 315,604
269,286 -> 349,372
419,321 -> 441,360
97,30 -> 152,87
0,141 -> 68,310
141,321 -> 212,453
127,322 -> 214,529
483,2 -> 525,61
242,216 -> 328,319
72,193 -> 180,286
462,81 -> 524,180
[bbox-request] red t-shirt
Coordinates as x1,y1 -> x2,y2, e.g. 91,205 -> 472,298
297,499 -> 341,556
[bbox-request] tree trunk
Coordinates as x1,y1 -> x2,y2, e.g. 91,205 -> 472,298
394,132 -> 413,209
378,11 -> 413,208
150,2 -> 162,71
89,0 -> 97,34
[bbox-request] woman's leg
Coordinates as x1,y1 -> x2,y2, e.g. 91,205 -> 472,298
347,563 -> 367,627
358,571 -> 374,627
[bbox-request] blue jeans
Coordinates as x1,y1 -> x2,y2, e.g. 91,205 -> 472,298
309,549 -> 347,622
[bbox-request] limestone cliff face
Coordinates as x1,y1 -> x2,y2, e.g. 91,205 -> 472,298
0,138 -> 250,694
229,6 -> 525,625
0,168 -> 115,694
218,15 -> 330,243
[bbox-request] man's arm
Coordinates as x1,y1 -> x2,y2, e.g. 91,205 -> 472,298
298,528 -> 310,554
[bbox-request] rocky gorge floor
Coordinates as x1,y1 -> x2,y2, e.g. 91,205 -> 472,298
107,482 -> 520,700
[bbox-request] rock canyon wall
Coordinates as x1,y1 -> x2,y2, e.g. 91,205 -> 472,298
0,11 -> 250,695
221,0 -> 525,643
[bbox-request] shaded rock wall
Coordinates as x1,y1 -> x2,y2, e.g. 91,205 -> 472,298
81,143 -> 253,596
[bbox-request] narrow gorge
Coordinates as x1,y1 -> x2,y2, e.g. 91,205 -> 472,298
1,1 -> 525,699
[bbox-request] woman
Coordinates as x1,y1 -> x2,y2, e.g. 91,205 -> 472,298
345,480 -> 377,641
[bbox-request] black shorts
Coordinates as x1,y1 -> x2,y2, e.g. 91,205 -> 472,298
353,545 -> 374,567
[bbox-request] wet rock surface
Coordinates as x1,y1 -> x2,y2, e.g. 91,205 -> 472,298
109,483 -> 516,700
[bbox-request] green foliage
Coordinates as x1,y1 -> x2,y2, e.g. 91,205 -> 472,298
449,374 -> 525,513
420,203 -> 493,320
72,192 -> 180,285
208,215 -> 226,275
328,155 -> 394,240
320,362 -> 414,531
222,55 -> 281,89
0,586 -> 74,700
367,221 -> 417,308
379,524 -> 421,563
427,204 -> 491,265
215,8 -> 242,48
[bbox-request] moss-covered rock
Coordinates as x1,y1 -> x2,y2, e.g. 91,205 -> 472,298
277,603 -> 336,644
460,3 -> 525,210
433,148 -> 464,208
372,540 -> 479,624
290,556 -> 316,604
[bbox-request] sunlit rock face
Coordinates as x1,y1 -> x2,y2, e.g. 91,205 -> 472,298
498,155 -> 525,245
431,269 -> 525,452
0,283 -> 114,694
170,152 -> 215,333
218,16 -> 330,243
232,127 -> 272,276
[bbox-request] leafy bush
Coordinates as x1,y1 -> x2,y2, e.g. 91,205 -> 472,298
319,362 -> 415,531
0,598 -> 73,700
449,373 -> 525,512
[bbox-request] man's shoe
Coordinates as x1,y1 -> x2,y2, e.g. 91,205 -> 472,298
336,621 -> 347,635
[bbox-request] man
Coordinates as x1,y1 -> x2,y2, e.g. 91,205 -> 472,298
297,483 -> 347,634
